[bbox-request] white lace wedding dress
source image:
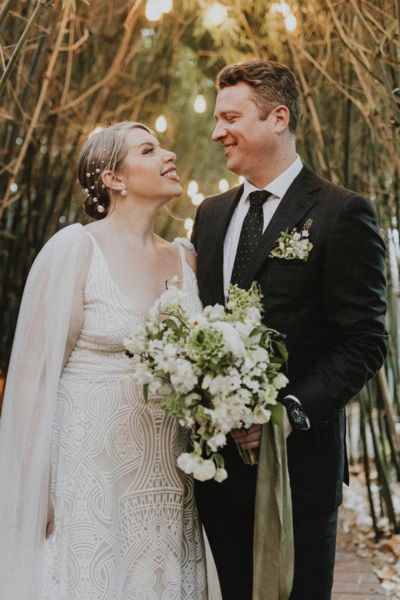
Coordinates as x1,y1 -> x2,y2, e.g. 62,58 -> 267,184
42,233 -> 208,600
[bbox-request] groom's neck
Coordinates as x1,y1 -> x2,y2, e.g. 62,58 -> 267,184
243,140 -> 297,190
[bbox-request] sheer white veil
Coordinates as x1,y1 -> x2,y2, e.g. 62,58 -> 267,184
0,224 -> 90,599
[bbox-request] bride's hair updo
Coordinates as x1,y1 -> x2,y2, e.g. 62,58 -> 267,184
78,122 -> 154,220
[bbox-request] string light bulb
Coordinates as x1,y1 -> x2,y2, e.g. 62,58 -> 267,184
89,126 -> 104,138
155,115 -> 167,132
284,14 -> 297,31
146,0 -> 163,21
204,2 -> 228,27
192,193 -> 204,206
193,94 -> 206,113
187,181 -> 199,197
219,178 -> 229,193
160,0 -> 173,12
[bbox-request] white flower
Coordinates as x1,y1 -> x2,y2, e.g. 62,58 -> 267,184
170,359 -> 198,394
254,404 -> 271,424
273,373 -> 289,390
207,432 -> 227,452
193,458 -> 216,481
214,322 -> 246,358
245,306 -> 262,324
149,379 -> 162,394
204,304 -> 226,320
235,321 -> 254,339
302,230 -> 309,237
177,452 -> 199,474
154,343 -> 177,372
293,232 -> 301,241
159,286 -> 189,312
134,363 -> 154,385
251,347 -> 269,364
171,275 -> 180,284
124,324 -> 147,355
188,313 -> 208,327
214,468 -> 228,482
179,415 -> 195,428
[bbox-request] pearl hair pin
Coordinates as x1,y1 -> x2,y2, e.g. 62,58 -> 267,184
97,205 -> 105,213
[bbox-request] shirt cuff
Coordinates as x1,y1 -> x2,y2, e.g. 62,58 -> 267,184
285,395 -> 311,430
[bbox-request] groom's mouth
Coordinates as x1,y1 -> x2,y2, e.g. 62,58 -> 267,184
223,143 -> 237,154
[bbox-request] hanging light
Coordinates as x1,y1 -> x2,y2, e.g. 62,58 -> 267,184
270,2 -> 291,16
192,193 -> 204,206
146,0 -> 163,21
187,180 -> 199,197
160,0 -> 173,12
219,178 -> 229,193
238,176 -> 245,184
184,218 -> 193,230
204,2 -> 228,28
284,13 -> 297,31
155,115 -> 167,132
193,94 -> 206,113
89,126 -> 104,138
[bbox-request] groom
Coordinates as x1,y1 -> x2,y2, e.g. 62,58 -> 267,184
191,60 -> 388,600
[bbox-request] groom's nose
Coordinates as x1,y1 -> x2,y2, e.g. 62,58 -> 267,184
211,121 -> 227,142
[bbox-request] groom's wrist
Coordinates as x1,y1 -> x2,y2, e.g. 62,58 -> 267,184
281,396 -> 311,430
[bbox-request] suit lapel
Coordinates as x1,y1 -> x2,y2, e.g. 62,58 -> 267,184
202,185 -> 243,305
241,166 -> 322,290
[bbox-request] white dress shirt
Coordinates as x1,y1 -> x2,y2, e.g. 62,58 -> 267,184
222,155 -> 310,428
223,155 -> 303,301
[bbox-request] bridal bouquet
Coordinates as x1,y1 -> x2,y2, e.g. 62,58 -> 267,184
124,282 -> 288,482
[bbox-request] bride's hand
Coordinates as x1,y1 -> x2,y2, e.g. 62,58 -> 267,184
46,497 -> 55,538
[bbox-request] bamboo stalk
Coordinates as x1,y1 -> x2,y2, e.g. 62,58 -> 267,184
0,0 -> 71,219
0,0 -> 16,29
0,0 -> 46,97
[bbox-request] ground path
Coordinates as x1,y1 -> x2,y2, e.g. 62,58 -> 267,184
332,512 -> 387,599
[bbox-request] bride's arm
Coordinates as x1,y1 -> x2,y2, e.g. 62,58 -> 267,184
0,225 -> 92,598
183,247 -> 197,276
62,241 -> 94,370
46,239 -> 93,538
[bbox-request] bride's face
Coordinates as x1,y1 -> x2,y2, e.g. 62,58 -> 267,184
117,128 -> 182,203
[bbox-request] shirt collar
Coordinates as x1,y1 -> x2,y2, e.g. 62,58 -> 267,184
241,155 -> 303,204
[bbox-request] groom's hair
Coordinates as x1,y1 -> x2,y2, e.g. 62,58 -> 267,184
216,60 -> 301,135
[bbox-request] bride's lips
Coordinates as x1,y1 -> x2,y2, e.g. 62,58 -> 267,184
161,165 -> 180,182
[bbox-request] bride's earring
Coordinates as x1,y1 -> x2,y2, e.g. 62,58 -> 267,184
120,184 -> 127,197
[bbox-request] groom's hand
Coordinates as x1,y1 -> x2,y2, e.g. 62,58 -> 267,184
230,424 -> 262,449
283,407 -> 293,438
231,409 -> 293,448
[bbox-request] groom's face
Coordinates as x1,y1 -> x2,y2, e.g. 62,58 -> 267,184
212,82 -> 277,180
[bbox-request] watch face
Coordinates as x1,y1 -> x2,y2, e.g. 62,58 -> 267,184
291,405 -> 307,430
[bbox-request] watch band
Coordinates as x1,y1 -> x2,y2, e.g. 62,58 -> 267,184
280,398 -> 308,431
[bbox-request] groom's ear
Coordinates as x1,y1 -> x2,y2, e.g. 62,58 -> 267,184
271,105 -> 291,134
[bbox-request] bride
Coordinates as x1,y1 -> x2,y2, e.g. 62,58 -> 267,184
0,122 -> 210,599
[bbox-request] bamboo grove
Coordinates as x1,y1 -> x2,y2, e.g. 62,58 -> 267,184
1,0 -> 400,536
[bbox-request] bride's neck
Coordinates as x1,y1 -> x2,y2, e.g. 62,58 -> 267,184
105,201 -> 158,245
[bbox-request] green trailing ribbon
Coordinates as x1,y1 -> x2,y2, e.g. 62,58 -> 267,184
253,421 -> 294,600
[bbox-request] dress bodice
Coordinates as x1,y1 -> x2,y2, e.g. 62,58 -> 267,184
64,233 -> 202,377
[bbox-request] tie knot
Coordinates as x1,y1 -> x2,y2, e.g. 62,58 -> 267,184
249,190 -> 272,207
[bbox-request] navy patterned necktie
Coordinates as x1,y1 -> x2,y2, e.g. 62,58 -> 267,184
230,190 -> 272,288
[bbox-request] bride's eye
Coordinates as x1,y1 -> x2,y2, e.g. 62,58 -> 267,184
143,147 -> 154,154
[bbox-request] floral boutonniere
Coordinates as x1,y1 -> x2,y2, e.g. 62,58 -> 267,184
269,219 -> 313,262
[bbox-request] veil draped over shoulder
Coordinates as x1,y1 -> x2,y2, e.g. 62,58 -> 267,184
0,224 -> 90,600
